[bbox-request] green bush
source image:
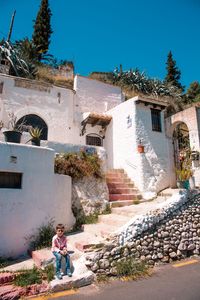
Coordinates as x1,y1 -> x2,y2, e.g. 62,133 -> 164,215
54,152 -> 103,179
101,203 -> 112,214
14,264 -> 55,287
26,219 -> 55,251
115,257 -> 149,278
14,266 -> 42,286
42,264 -> 55,282
0,257 -> 13,269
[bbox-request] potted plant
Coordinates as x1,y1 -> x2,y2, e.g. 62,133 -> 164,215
29,127 -> 42,146
176,168 -> 193,189
3,113 -> 24,143
137,139 -> 145,153
176,148 -> 193,189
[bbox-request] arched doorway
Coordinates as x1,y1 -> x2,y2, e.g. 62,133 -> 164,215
172,122 -> 191,173
16,114 -> 48,140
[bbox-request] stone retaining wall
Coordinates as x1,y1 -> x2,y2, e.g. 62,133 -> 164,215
72,177 -> 109,218
85,191 -> 200,275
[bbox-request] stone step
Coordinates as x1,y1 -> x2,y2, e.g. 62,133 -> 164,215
31,248 -> 55,268
74,241 -> 104,252
0,284 -> 25,300
109,193 -> 141,201
111,205 -> 142,216
106,173 -> 128,179
98,213 -> 131,226
106,169 -> 124,174
108,187 -> 138,194
107,182 -> 135,189
51,256 -> 94,292
110,200 -> 138,208
106,178 -> 132,184
0,272 -> 16,285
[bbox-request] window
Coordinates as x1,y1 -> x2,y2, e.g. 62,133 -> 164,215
86,134 -> 102,146
151,109 -> 162,132
0,172 -> 22,189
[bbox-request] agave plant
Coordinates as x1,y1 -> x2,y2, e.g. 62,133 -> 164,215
112,67 -> 183,99
29,127 -> 42,140
0,40 -> 36,78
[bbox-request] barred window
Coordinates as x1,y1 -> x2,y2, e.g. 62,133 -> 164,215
151,109 -> 162,132
86,134 -> 102,146
0,172 -> 22,189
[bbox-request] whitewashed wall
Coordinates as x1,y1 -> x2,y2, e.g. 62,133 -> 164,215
105,98 -> 143,190
0,74 -> 120,147
105,97 -> 172,193
0,74 -> 76,143
135,102 -> 172,192
0,142 -> 75,258
165,106 -> 200,150
74,75 -> 123,116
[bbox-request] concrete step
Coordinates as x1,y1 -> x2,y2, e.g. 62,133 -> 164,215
0,272 -> 16,285
74,223 -> 119,252
106,173 -> 128,179
107,182 -> 135,189
107,169 -> 124,174
0,284 -> 25,300
98,213 -> 131,226
106,178 -> 132,184
50,257 -> 95,292
108,187 -> 138,194
109,193 -> 141,201
110,200 -> 138,208
74,240 -> 104,252
31,248 -> 55,268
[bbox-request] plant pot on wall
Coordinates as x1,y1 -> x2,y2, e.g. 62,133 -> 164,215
31,138 -> 40,146
137,144 -> 145,153
3,130 -> 22,143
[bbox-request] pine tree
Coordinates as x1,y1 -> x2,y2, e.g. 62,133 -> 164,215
32,0 -> 52,60
185,81 -> 200,103
165,51 -> 184,92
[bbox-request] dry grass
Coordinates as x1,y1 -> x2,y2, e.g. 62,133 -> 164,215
36,66 -> 73,89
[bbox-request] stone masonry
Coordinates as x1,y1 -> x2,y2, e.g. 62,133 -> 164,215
85,191 -> 200,275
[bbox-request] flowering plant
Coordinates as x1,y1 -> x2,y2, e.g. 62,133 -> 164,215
176,148 -> 193,181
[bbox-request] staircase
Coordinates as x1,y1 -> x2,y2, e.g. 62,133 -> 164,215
106,169 -> 142,207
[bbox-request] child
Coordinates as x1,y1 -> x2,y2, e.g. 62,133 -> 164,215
52,223 -> 72,279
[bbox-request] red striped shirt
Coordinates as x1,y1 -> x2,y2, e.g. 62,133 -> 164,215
51,234 -> 67,252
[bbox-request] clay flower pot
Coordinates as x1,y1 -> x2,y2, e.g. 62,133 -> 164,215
137,144 -> 144,153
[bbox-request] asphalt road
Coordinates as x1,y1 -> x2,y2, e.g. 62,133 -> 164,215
36,258 -> 200,300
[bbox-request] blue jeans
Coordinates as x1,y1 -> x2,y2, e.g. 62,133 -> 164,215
53,251 -> 70,274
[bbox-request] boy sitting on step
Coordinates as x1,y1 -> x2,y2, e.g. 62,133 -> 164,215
52,223 -> 72,280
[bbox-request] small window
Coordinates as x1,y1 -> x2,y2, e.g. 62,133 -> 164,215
151,109 -> 162,132
86,134 -> 102,146
0,172 -> 22,189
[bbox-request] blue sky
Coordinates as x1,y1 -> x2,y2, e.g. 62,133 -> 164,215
0,0 -> 200,89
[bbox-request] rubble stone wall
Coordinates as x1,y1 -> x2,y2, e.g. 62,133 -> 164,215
85,191 -> 200,275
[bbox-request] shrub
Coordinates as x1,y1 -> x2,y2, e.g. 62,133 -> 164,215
26,219 -> 55,251
14,264 -> 55,287
14,266 -> 42,286
72,212 -> 99,231
0,257 -> 13,268
115,257 -> 149,279
54,152 -> 104,179
42,264 -> 55,282
101,203 -> 112,214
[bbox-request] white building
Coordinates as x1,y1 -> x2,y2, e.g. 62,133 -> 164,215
1,73 -> 200,257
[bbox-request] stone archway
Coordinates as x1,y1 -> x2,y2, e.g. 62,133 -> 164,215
16,114 -> 48,140
172,122 -> 190,169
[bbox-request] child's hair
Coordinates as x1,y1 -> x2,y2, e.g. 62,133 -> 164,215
56,223 -> 65,231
